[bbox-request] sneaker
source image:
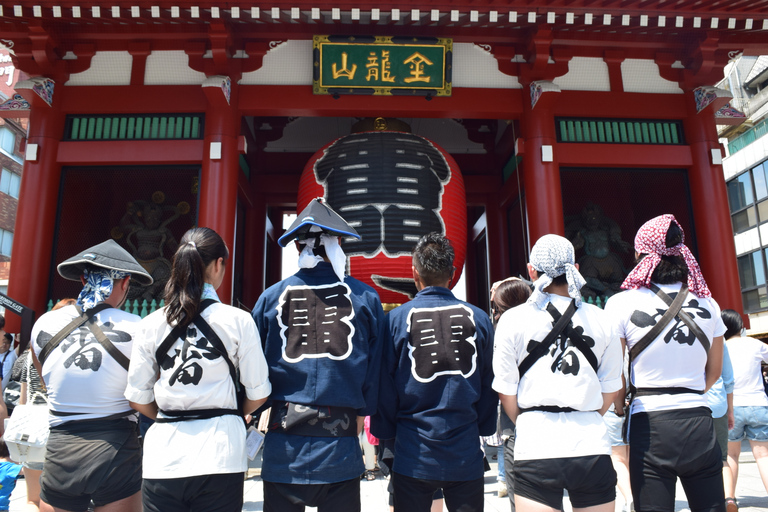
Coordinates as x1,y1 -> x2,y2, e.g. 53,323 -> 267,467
498,482 -> 508,498
726,497 -> 738,512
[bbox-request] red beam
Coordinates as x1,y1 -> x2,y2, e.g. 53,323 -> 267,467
238,85 -> 524,119
61,86 -> 207,114
557,143 -> 692,167
556,91 -> 689,119
57,140 -> 204,164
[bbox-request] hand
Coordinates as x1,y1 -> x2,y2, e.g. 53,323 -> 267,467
728,411 -> 735,431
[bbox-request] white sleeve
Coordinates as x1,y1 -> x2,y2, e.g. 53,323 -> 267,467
236,313 -> 272,401
492,313 -> 520,396
124,320 -> 160,405
598,321 -> 624,394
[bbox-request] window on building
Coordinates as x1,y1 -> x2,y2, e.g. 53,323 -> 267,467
0,229 -> 12,257
728,172 -> 754,212
0,169 -> 20,199
0,127 -> 14,155
738,251 -> 768,313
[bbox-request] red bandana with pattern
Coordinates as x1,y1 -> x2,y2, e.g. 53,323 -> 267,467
620,214 -> 711,298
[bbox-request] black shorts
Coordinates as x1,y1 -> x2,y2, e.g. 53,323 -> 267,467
391,472 -> 483,512
40,418 -> 142,511
263,479 -> 360,512
143,472 -> 244,512
514,454 -> 617,509
629,407 -> 725,512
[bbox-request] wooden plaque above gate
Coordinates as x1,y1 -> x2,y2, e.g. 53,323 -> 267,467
313,35 -> 452,97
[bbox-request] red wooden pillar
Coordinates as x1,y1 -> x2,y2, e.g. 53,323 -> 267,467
520,83 -> 565,246
683,91 -> 744,314
198,79 -> 240,304
7,88 -> 66,329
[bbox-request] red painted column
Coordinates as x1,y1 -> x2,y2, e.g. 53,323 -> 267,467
7,93 -> 66,329
198,81 -> 240,304
683,92 -> 744,315
521,85 -> 565,245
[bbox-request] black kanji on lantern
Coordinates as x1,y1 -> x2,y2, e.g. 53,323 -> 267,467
314,132 -> 451,257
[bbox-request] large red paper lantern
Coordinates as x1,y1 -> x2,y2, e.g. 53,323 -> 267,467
298,130 -> 467,305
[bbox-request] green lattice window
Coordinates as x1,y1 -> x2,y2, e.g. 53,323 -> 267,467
64,114 -> 204,141
729,118 -> 768,156
556,118 -> 683,145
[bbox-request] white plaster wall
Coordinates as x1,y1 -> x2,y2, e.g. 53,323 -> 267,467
747,309 -> 768,334
240,40 -> 313,85
621,59 -> 683,94
65,51 -> 132,86
145,51 -> 206,85
554,57 -> 610,91
452,43 -> 519,89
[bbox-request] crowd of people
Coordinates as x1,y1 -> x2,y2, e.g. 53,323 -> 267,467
0,201 -> 764,512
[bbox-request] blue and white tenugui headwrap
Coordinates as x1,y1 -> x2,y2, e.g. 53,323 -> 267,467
76,268 -> 128,311
527,234 -> 586,310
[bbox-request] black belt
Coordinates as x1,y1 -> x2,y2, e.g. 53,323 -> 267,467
155,408 -> 241,423
634,387 -> 705,397
269,402 -> 357,437
519,406 -> 578,414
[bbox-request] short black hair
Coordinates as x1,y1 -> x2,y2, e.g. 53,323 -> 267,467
0,314 -> 5,330
721,309 -> 744,340
531,270 -> 568,287
0,438 -> 9,458
412,232 -> 455,287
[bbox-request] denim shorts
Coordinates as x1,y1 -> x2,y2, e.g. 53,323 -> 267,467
728,406 -> 768,442
603,410 -> 627,447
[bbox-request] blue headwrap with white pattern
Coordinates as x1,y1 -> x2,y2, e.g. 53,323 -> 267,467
527,234 -> 586,310
76,268 -> 128,311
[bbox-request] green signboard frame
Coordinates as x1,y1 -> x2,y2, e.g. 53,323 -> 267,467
313,35 -> 452,97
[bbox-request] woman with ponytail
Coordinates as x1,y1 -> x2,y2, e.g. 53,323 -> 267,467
125,227 -> 271,512
605,215 -> 726,512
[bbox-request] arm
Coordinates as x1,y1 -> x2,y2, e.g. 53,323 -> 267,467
613,337 -> 628,415
600,391 -> 618,416
237,313 -> 272,419
129,401 -> 158,420
244,398 -> 268,417
705,335 -> 724,392
19,382 -> 27,406
499,393 -> 519,423
727,392 -> 734,430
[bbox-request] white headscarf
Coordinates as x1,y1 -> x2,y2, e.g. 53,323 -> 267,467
298,233 -> 348,282
527,234 -> 586,310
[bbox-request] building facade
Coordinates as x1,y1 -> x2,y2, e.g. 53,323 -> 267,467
2,0 -> 766,336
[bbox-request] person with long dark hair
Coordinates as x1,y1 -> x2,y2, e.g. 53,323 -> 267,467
490,277 -> 532,508
604,214 -> 726,512
126,227 -> 271,512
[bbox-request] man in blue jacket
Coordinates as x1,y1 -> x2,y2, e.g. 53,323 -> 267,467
252,198 -> 387,512
372,232 -> 496,512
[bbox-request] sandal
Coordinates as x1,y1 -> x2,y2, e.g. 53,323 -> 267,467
726,497 -> 738,512
365,470 -> 376,481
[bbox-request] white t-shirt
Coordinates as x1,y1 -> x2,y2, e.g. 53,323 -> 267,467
493,294 -> 623,461
604,283 -> 726,414
31,305 -> 140,426
725,336 -> 768,407
125,303 -> 272,479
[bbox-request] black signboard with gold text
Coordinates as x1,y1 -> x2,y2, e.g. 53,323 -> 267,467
313,35 -> 452,96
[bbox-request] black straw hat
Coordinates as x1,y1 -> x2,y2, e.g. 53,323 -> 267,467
57,239 -> 154,286
278,198 -> 361,248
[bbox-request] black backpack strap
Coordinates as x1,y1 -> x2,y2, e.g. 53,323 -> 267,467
549,304 -> 599,373
192,300 -> 240,399
649,284 -> 710,353
39,303 -> 112,365
518,299 -> 577,378
86,317 -> 131,371
628,285 -> 690,363
155,299 -> 217,368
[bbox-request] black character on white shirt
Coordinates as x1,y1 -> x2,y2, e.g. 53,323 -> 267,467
36,322 -> 132,372
407,305 -> 478,383
630,295 -> 712,346
278,283 -> 355,363
525,324 -> 595,377
160,326 -> 220,386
